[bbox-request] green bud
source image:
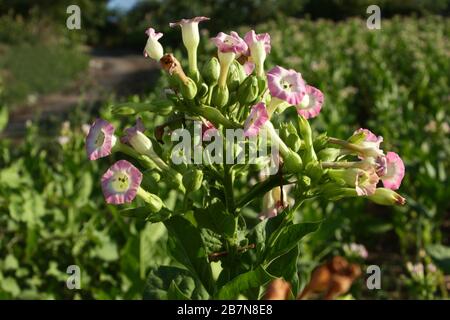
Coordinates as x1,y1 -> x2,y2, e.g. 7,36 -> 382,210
227,60 -> 246,91
317,148 -> 341,162
202,57 -> 220,85
257,75 -> 267,93
182,168 -> 204,192
313,132 -> 329,152
180,77 -> 198,100
305,161 -> 323,182
237,75 -> 259,105
320,183 -> 357,201
188,69 -> 202,85
286,134 -> 302,152
283,151 -> 303,173
212,85 -> 229,108
366,188 -> 406,206
166,170 -> 185,192
137,188 -> 163,212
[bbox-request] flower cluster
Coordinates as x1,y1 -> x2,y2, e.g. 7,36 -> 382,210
85,16 -> 406,221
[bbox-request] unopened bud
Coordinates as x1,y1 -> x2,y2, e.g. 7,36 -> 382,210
182,168 -> 204,192
137,188 -> 163,212
366,188 -> 406,206
237,75 -> 259,105
201,57 -> 220,85
212,85 -> 229,108
227,60 -> 246,91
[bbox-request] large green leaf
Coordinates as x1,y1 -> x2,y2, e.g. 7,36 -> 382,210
194,203 -> 236,237
267,245 -> 299,296
164,215 -> 215,295
426,244 -> 450,274
265,221 -> 320,263
216,266 -> 275,300
143,265 -> 208,300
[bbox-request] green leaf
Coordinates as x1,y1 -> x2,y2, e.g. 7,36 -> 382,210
167,281 -> 191,300
426,244 -> 450,274
216,266 -> 274,300
265,221 -> 320,263
267,245 -> 299,296
143,266 -> 208,300
194,203 -> 236,237
164,216 -> 215,295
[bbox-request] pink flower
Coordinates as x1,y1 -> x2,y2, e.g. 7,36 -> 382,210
354,168 -> 380,196
244,30 -> 271,56
243,61 -> 255,76
353,128 -> 383,150
85,119 -> 116,161
169,16 -> 210,28
144,28 -> 164,60
267,66 -> 306,105
259,187 -> 284,220
202,120 -> 218,140
244,102 -> 269,137
101,160 -> 143,204
121,118 -> 145,144
380,152 -> 405,190
244,30 -> 271,76
211,31 -> 248,55
296,85 -> 324,119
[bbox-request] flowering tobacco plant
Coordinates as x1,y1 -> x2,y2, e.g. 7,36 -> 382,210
85,17 -> 406,300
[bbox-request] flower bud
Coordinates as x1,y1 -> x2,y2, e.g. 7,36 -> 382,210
227,60 -> 246,91
202,57 -> 220,85
366,188 -> 406,206
212,85 -> 229,108
136,188 -> 163,212
282,151 -> 303,173
286,134 -> 302,152
180,77 -> 198,100
182,168 -> 204,192
317,148 -> 341,162
237,75 -> 259,105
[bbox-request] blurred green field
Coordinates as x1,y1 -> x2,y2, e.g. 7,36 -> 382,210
0,15 -> 449,299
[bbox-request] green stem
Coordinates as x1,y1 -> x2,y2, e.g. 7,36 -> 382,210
223,164 -> 235,215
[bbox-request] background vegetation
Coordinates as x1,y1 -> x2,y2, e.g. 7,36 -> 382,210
0,0 -> 449,299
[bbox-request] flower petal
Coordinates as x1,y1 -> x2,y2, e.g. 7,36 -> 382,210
381,152 -> 405,190
85,119 -> 115,161
101,160 -> 143,204
244,102 -> 269,137
296,85 -> 324,119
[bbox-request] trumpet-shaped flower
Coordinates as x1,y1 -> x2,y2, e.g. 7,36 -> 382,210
101,160 -> 143,204
267,66 -> 306,106
380,152 -> 405,190
169,16 -> 209,73
211,31 -> 248,55
296,85 -> 324,119
212,31 -> 247,88
329,168 -> 379,196
85,119 -> 116,160
244,30 -> 271,76
243,102 -> 269,137
352,128 -> 383,151
144,28 -> 164,61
